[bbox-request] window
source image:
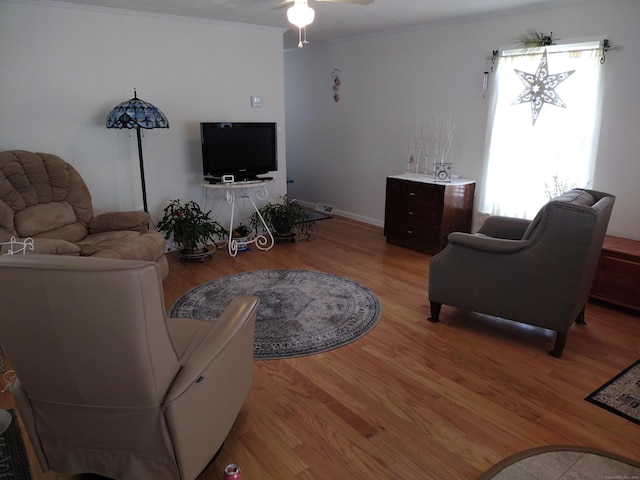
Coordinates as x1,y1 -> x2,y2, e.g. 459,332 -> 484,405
480,40 -> 606,219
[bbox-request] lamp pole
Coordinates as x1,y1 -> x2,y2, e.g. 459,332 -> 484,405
106,90 -> 168,214
135,127 -> 148,213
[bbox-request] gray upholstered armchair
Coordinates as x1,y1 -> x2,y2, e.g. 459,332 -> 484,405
0,255 -> 258,480
427,189 -> 615,357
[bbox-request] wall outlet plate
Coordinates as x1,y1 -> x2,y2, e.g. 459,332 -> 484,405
250,95 -> 263,107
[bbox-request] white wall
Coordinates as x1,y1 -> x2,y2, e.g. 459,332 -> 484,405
284,0 -> 640,240
0,0 -> 287,225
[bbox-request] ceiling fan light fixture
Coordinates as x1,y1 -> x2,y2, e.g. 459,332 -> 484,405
287,1 -> 315,28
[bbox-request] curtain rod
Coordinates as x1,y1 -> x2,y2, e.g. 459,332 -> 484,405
488,38 -> 613,66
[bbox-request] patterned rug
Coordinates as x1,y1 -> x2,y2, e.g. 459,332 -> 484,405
586,359 -> 640,425
0,410 -> 32,480
168,269 -> 382,360
476,445 -> 640,480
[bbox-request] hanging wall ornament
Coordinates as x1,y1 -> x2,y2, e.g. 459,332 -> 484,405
483,51 -> 498,98
332,69 -> 341,102
510,49 -> 575,126
483,71 -> 489,97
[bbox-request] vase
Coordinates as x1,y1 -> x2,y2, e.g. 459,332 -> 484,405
233,235 -> 252,251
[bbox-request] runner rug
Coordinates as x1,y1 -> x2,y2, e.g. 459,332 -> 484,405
585,359 -> 640,425
0,410 -> 32,480
168,269 -> 382,360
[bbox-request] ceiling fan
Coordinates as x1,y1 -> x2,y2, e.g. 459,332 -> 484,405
274,0 -> 375,48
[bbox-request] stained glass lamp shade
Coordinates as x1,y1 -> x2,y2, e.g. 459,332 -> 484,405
106,90 -> 169,212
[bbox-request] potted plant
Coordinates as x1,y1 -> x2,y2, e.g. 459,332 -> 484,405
157,199 -> 227,258
231,222 -> 252,251
250,194 -> 317,242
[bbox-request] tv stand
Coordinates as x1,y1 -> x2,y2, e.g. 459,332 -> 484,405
206,175 -> 273,185
201,179 -> 275,257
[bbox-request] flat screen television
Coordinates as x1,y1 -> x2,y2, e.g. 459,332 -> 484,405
201,122 -> 277,182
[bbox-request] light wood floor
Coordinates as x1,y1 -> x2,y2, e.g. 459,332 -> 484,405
2,215 -> 639,479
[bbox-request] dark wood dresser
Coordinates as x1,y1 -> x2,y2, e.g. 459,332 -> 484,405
590,235 -> 640,312
384,174 -> 475,254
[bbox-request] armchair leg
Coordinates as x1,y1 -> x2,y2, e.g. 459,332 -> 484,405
575,306 -> 587,325
549,331 -> 567,358
428,302 -> 442,323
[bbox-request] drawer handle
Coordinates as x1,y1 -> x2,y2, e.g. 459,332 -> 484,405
409,192 -> 416,196
407,230 -> 413,234
408,211 -> 414,215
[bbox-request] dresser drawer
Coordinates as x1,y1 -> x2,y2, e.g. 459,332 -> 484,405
591,249 -> 640,311
385,201 -> 443,226
386,178 -> 444,206
384,219 -> 441,253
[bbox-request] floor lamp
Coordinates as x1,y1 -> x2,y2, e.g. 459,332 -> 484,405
106,90 -> 169,213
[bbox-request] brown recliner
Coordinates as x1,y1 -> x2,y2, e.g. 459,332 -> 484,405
428,189 -> 615,357
0,150 -> 168,278
0,255 -> 258,480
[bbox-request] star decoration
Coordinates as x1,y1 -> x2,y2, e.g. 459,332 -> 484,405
511,49 -> 575,126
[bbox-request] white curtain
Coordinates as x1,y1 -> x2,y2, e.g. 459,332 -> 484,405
480,40 -> 606,219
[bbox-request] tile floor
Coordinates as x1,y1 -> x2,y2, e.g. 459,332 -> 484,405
492,450 -> 640,480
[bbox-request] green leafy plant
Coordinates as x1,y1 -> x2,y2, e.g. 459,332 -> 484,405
157,199 -> 227,253
517,29 -> 554,48
232,223 -> 252,238
250,194 -> 317,241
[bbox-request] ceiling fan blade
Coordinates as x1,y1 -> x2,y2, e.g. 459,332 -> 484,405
272,0 -> 294,10
316,0 -> 374,4
273,0 -> 373,9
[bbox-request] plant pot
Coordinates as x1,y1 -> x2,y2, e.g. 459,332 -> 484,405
272,217 -> 293,236
233,235 -> 252,251
274,232 -> 296,244
179,245 -> 215,262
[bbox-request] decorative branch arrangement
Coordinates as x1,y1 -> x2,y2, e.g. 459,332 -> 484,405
544,175 -> 592,200
426,116 -> 455,168
517,29 -> 554,48
407,116 -> 456,176
406,121 -> 423,174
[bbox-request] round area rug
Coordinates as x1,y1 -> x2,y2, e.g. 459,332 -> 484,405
168,269 -> 382,360
476,445 -> 640,480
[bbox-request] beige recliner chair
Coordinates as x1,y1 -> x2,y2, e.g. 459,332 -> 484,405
0,255 -> 258,480
428,189 -> 615,357
0,150 -> 169,278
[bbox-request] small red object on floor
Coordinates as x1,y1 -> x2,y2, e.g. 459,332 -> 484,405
224,463 -> 242,480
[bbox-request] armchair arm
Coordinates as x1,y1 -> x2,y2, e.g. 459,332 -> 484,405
89,211 -> 150,234
0,237 -> 80,256
163,295 -> 258,480
165,295 -> 259,402
478,216 -> 531,240
447,232 -> 532,254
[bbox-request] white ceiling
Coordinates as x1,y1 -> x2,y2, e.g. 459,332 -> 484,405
46,0 -> 594,49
